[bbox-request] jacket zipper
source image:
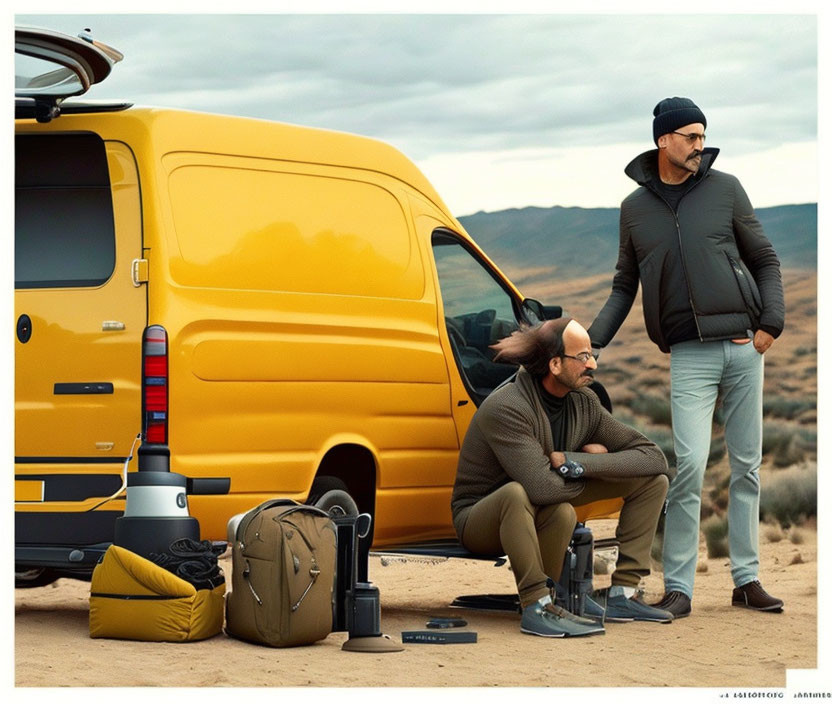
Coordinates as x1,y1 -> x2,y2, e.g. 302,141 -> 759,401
672,212 -> 703,341
726,253 -> 760,327
648,181 -> 707,342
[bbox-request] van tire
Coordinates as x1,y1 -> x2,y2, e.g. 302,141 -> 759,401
15,567 -> 59,589
308,476 -> 360,518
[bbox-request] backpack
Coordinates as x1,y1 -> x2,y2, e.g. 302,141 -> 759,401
225,499 -> 337,647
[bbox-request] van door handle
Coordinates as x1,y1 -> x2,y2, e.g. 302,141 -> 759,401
54,383 -> 114,395
17,314 -> 32,343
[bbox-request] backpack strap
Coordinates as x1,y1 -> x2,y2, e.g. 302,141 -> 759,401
235,498 -> 298,544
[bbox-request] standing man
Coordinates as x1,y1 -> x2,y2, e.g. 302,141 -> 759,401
451,318 -> 675,638
588,97 -> 785,618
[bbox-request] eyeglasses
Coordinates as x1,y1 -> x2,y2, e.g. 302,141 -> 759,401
561,351 -> 598,364
672,131 -> 706,145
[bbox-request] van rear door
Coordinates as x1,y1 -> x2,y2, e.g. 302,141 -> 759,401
15,132 -> 146,543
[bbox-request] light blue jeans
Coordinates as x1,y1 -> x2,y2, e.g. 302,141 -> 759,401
663,339 -> 763,598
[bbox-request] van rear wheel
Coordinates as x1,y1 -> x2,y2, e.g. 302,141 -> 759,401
15,566 -> 59,589
308,476 -> 360,518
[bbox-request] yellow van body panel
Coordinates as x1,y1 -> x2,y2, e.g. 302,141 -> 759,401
15,106 -> 619,552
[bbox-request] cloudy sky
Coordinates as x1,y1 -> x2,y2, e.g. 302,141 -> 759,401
14,11 -> 818,216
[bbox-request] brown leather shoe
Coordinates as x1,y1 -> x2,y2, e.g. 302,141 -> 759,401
651,591 -> 691,619
732,580 -> 784,612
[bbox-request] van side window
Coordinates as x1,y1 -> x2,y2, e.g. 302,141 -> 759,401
431,231 -> 520,399
15,133 -> 116,289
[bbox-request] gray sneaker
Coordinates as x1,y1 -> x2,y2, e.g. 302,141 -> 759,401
551,580 -> 606,622
603,586 -> 674,623
520,600 -> 605,638
581,594 -> 607,622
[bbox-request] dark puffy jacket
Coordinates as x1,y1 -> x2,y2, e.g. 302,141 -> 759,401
588,147 -> 785,353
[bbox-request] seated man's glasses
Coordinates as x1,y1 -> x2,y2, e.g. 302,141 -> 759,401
561,351 -> 598,364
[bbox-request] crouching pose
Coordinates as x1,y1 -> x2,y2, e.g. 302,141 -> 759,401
451,318 -> 676,637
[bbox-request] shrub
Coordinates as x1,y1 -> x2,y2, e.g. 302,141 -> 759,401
702,514 -> 730,559
764,524 -> 783,543
798,427 -> 817,451
704,465 -> 730,514
707,435 -> 726,467
763,396 -> 816,420
630,393 -> 673,426
773,434 -> 806,467
612,410 -> 637,427
759,463 -> 817,527
788,528 -> 805,545
762,420 -> 793,455
640,376 -> 665,388
792,345 -> 816,357
643,426 -> 676,467
762,422 -> 815,467
600,364 -> 628,379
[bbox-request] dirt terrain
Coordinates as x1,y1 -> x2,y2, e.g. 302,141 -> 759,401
15,520 -> 816,688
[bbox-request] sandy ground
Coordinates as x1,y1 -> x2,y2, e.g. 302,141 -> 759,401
15,521 -> 817,688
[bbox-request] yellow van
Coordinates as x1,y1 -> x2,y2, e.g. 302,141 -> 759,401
14,26 -> 621,586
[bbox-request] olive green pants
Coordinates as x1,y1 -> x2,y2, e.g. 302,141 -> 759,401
457,474 -> 668,609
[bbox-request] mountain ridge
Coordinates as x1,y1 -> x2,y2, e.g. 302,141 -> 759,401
458,203 -> 817,287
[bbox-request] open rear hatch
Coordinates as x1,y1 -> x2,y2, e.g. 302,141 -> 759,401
15,25 -> 124,122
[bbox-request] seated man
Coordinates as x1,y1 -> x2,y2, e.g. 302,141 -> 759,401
451,318 -> 676,637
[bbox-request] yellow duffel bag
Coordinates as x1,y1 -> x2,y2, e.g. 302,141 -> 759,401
89,544 -> 225,642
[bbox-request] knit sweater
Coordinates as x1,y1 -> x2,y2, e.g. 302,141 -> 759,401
451,368 -> 674,534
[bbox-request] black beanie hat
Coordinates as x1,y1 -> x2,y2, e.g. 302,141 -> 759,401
652,97 -> 707,145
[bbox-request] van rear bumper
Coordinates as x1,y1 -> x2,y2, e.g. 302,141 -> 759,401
15,542 -> 110,570
16,509 -> 120,547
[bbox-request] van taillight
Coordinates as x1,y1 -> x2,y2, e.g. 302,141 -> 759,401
142,325 -> 169,445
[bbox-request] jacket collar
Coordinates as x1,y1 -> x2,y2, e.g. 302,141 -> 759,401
516,366 -> 572,411
624,146 -> 720,187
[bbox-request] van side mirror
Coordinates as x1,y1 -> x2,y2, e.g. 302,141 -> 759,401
522,298 -> 563,323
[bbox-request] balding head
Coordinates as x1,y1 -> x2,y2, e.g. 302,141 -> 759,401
562,320 -> 592,355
